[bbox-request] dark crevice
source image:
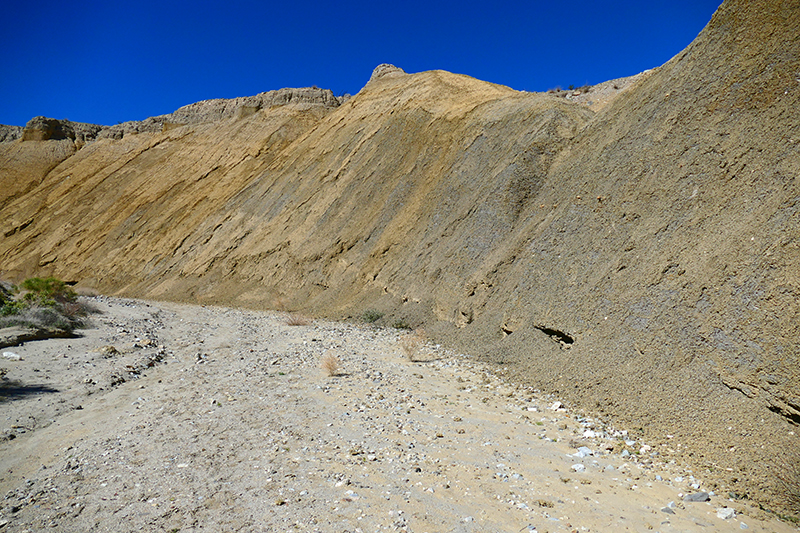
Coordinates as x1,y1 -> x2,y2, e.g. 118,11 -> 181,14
534,325 -> 574,345
768,405 -> 800,426
500,325 -> 513,336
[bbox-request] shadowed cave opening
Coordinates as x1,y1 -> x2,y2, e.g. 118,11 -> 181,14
534,325 -> 575,345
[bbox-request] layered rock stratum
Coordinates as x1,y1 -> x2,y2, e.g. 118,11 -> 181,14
1,0 -> 798,516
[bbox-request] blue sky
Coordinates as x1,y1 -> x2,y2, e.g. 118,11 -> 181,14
1,0 -> 722,127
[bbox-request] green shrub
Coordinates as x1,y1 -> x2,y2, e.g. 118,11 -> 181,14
20,277 -> 77,307
1,300 -> 25,317
0,277 -> 90,332
361,309 -> 384,323
392,319 -> 411,330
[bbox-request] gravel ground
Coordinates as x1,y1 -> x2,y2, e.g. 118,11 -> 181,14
0,298 -> 795,532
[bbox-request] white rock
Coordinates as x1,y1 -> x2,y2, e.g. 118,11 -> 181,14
574,446 -> 593,458
2,352 -> 22,361
571,464 -> 586,472
717,507 -> 736,520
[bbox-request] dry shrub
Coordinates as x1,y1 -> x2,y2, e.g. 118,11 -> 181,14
400,329 -> 427,362
361,309 -> 384,323
272,296 -> 289,311
320,350 -> 341,377
776,453 -> 800,518
284,313 -> 311,326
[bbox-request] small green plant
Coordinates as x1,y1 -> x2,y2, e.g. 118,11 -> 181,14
20,277 -> 77,306
362,309 -> 384,323
392,319 -> 411,330
1,299 -> 24,317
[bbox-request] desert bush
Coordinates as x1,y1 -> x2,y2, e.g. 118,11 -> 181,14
392,319 -> 411,330
777,454 -> 800,517
1,299 -> 25,317
284,313 -> 311,326
361,309 -> 384,323
26,307 -> 70,329
0,282 -> 12,305
0,277 -> 93,332
400,329 -> 427,362
20,277 -> 77,307
320,351 -> 341,377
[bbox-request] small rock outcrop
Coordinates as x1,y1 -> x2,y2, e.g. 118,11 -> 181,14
0,125 -> 22,142
368,64 -> 407,82
21,117 -> 75,141
20,117 -> 103,143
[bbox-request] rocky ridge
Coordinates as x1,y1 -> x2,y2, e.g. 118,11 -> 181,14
1,86 -> 344,145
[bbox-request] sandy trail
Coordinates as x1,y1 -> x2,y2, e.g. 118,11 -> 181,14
0,298 -> 794,532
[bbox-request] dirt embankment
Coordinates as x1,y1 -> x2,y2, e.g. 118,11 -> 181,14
0,0 -> 798,515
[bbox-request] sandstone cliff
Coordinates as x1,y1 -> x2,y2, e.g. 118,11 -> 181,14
0,0 -> 798,514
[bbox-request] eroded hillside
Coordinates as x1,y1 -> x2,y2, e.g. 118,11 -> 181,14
1,0 -> 798,515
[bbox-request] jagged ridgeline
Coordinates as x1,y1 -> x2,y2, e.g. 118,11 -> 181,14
1,0 -> 799,515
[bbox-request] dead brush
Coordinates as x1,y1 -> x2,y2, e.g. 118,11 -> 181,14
284,313 -> 311,326
400,329 -> 428,362
272,296 -> 310,326
776,452 -> 800,518
320,350 -> 342,377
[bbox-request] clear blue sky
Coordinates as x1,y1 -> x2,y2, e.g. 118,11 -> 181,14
1,0 -> 722,127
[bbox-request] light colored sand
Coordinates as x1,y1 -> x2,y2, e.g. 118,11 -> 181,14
0,298 -> 795,532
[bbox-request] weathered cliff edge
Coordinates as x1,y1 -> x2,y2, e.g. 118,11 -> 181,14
1,0 -> 798,514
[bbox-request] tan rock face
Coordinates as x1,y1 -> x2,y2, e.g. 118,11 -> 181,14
368,63 -> 407,82
0,0 -> 798,514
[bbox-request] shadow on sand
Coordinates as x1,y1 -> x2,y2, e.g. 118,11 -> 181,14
0,379 -> 59,401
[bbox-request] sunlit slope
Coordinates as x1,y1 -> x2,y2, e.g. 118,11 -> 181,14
1,70 -> 590,308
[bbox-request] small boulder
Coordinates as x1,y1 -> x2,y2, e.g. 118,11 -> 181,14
683,491 -> 711,502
